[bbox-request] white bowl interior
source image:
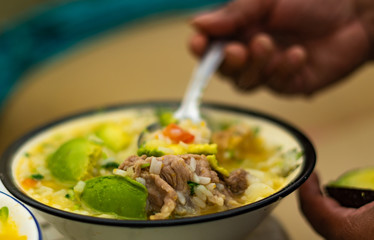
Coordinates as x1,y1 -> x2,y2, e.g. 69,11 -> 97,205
0,191 -> 41,240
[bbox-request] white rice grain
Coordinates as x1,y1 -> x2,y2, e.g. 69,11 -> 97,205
192,196 -> 206,209
176,191 -> 186,205
189,157 -> 196,172
195,186 -> 207,202
206,183 -> 216,191
197,185 -> 213,197
198,176 -> 211,185
192,173 -> 200,183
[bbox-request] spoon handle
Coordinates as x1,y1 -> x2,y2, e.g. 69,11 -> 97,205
174,41 -> 225,122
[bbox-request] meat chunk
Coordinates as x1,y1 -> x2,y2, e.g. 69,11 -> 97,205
143,174 -> 177,220
224,169 -> 249,195
117,154 -> 249,219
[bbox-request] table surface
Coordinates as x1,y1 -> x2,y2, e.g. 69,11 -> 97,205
1,15 -> 373,240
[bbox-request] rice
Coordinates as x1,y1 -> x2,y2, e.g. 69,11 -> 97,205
189,157 -> 196,172
206,183 -> 216,191
195,186 -> 207,201
198,176 -> 211,185
176,191 -> 186,205
197,185 -> 213,197
192,196 -> 206,209
192,173 -> 200,183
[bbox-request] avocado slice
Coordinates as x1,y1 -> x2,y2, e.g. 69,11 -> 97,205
325,167 -> 374,208
80,175 -> 148,219
47,138 -> 102,183
95,123 -> 131,152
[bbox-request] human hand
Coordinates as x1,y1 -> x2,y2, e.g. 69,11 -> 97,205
298,172 -> 374,239
189,0 -> 374,95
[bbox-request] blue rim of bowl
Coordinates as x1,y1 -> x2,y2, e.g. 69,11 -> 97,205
0,191 -> 43,239
0,101 -> 316,228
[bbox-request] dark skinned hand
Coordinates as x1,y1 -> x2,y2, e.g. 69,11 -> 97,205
298,172 -> 374,240
189,0 -> 374,95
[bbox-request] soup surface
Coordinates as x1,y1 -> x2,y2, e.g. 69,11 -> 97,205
14,107 -> 303,220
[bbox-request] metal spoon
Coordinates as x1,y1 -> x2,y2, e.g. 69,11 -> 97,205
138,41 -> 225,146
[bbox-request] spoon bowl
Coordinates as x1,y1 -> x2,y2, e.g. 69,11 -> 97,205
138,41 -> 225,146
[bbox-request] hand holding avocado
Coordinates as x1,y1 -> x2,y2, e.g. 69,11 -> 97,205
298,172 -> 374,240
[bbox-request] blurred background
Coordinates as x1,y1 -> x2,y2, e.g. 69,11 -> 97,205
1,0 -> 374,239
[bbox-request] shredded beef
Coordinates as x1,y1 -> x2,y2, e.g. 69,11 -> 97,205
118,154 -> 249,219
224,169 -> 249,195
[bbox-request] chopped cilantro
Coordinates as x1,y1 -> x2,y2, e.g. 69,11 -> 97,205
187,181 -> 199,196
24,152 -> 30,157
101,162 -> 119,169
31,174 -> 44,180
65,190 -> 75,200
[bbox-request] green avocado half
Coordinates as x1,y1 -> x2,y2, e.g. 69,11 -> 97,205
47,138 -> 102,183
325,167 -> 374,208
80,175 -> 148,220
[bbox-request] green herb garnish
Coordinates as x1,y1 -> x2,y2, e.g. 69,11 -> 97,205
31,174 -> 44,180
101,162 -> 120,169
187,181 -> 199,196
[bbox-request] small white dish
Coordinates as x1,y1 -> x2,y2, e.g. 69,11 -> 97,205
0,190 -> 42,240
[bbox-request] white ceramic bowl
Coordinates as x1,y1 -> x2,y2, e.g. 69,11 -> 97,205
0,190 -> 42,240
0,102 -> 316,240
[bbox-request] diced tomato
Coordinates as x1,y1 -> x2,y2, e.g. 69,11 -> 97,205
162,123 -> 195,144
21,178 -> 38,189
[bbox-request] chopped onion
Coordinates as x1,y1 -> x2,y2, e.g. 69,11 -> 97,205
150,157 -> 162,175
113,168 -> 128,177
73,181 -> 86,194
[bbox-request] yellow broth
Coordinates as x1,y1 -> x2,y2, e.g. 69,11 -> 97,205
14,108 -> 302,219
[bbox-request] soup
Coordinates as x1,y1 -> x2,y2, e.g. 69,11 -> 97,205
14,107 -> 302,220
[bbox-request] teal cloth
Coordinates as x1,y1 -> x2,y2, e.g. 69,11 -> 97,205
0,0 -> 228,108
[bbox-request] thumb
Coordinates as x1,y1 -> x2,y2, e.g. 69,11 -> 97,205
191,0 -> 274,36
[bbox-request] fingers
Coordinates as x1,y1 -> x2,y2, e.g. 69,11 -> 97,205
266,45 -> 307,93
298,172 -> 356,239
232,34 -> 275,90
191,0 -> 275,36
220,42 -> 248,75
189,33 -> 208,58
